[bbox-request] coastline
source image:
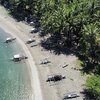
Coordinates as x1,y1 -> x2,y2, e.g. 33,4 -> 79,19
0,6 -> 43,100
0,28 -> 32,100
0,5 -> 86,100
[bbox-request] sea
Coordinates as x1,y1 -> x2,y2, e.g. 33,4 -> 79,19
0,28 -> 32,100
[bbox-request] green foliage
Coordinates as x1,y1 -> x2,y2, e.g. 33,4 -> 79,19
80,24 -> 99,61
86,75 -> 100,99
1,0 -> 99,71
1,0 -> 100,98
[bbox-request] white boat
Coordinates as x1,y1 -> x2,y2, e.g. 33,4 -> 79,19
30,27 -> 39,33
30,21 -> 34,26
31,42 -> 38,47
31,28 -> 35,31
13,54 -> 21,61
10,54 -> 28,62
26,38 -> 35,44
63,92 -> 80,99
30,28 -> 35,33
5,37 -> 16,43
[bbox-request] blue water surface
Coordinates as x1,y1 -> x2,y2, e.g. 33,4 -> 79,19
0,28 -> 32,100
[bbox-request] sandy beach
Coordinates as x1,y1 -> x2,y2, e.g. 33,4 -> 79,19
0,6 -> 86,100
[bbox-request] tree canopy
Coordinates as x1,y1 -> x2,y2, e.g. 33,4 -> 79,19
86,75 -> 100,99
0,0 -> 100,99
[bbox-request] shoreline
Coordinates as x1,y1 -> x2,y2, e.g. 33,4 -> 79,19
0,28 -> 32,100
0,5 -> 86,100
0,6 -> 43,100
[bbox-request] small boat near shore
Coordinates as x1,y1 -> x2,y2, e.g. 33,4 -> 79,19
26,38 -> 35,44
30,28 -> 39,33
10,54 -> 28,62
4,37 -> 16,43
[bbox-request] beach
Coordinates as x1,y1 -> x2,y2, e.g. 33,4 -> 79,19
0,6 -> 86,100
0,6 -> 43,100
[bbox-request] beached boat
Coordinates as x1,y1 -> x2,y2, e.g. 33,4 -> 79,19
5,37 -> 16,43
30,21 -> 34,26
30,28 -> 39,33
26,38 -> 35,44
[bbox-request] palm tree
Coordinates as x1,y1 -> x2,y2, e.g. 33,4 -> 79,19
80,23 -> 99,64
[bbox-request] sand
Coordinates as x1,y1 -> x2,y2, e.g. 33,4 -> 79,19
0,6 -> 86,100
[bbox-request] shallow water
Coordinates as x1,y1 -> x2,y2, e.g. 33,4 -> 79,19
0,28 -> 32,100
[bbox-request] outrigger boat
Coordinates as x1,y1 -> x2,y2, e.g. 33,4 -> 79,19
26,38 -> 35,44
5,37 -> 16,43
10,54 -> 28,62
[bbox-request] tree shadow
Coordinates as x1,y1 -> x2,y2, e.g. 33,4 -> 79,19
81,89 -> 96,100
81,62 -> 95,74
77,54 -> 99,74
40,35 -> 72,55
1,0 -> 99,74
40,33 -> 99,74
1,1 -> 36,22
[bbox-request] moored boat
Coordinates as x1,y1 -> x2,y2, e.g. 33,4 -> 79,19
5,37 -> 16,43
10,54 -> 28,62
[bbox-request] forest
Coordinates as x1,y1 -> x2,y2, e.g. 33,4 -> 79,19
0,0 -> 100,99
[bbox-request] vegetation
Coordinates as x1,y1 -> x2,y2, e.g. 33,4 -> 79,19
86,75 -> 100,99
0,0 -> 100,99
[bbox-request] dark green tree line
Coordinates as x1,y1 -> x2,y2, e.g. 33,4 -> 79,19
0,0 -> 100,99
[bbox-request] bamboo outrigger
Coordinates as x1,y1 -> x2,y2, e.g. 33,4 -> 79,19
5,37 -> 16,43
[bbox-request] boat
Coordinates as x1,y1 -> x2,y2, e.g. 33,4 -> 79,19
26,38 -> 35,44
63,92 -> 80,99
10,54 -> 28,62
30,28 -> 39,33
5,37 -> 16,43
30,21 -> 34,26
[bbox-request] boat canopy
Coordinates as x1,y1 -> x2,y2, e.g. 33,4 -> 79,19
14,54 -> 21,59
31,28 -> 35,31
28,38 -> 33,41
6,37 -> 11,41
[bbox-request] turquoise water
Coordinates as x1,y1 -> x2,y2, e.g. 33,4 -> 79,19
0,28 -> 32,100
